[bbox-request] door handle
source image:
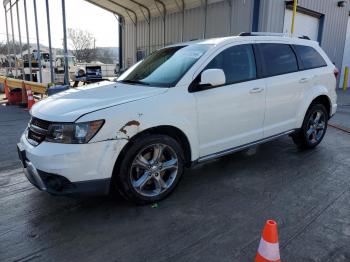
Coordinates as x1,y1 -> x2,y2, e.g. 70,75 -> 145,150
249,87 -> 264,94
299,77 -> 310,83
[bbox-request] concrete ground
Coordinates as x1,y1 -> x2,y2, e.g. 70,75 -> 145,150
330,90 -> 350,131
0,91 -> 350,262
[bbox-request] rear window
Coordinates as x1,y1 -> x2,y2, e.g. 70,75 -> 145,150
293,45 -> 327,70
258,43 -> 298,77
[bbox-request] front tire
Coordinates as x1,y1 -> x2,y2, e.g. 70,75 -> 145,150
114,134 -> 185,204
292,104 -> 328,149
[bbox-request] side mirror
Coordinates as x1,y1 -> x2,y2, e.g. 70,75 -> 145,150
200,69 -> 226,87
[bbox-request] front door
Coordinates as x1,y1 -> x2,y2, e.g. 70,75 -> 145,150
193,44 -> 266,158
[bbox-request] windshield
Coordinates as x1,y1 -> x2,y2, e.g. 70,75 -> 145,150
118,44 -> 211,87
68,57 -> 76,66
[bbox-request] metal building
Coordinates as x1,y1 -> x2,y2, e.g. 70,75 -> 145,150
88,0 -> 349,75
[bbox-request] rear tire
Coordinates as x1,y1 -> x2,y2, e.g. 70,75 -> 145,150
114,134 -> 185,205
292,104 -> 328,149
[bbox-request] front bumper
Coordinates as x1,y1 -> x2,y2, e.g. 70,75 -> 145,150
18,132 -> 124,196
22,157 -> 110,196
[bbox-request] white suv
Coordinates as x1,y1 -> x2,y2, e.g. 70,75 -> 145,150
18,34 -> 337,204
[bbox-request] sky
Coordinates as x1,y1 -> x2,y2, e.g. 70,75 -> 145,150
0,0 -> 119,49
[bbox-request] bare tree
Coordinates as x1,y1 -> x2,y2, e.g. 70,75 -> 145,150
0,41 -> 30,56
68,28 -> 96,62
0,42 -> 7,55
94,48 -> 115,64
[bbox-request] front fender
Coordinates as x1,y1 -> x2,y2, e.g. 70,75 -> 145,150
296,85 -> 331,128
78,87 -> 199,161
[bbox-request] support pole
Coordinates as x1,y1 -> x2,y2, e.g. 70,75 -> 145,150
61,0 -> 69,86
4,5 -> 12,75
45,0 -> 54,84
343,66 -> 349,91
10,0 -> 18,78
118,16 -> 123,70
33,0 -> 43,83
23,0 -> 33,81
16,0 -> 24,80
291,0 -> 297,35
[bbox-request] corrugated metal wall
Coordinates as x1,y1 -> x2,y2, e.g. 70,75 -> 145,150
258,0 -> 349,71
258,0 -> 284,33
123,0 -> 254,66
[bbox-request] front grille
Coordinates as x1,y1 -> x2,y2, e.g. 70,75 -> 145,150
31,117 -> 50,130
27,117 -> 51,145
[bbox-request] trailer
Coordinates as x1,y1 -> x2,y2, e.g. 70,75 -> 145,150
73,61 -> 117,86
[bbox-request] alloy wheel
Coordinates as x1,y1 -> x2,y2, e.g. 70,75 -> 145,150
305,110 -> 326,144
130,143 -> 179,197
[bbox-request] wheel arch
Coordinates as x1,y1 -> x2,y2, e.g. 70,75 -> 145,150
309,95 -> 331,117
296,86 -> 332,128
111,125 -> 192,182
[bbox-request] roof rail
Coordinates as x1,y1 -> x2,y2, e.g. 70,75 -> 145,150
298,35 -> 311,40
239,32 -> 287,37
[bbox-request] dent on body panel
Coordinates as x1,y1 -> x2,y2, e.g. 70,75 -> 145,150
94,112 -> 144,143
118,120 -> 141,139
116,112 -> 144,140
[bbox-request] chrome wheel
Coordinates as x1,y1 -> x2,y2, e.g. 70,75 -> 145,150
130,143 -> 179,197
306,110 -> 326,144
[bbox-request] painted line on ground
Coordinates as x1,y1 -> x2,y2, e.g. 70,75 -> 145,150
329,123 -> 350,134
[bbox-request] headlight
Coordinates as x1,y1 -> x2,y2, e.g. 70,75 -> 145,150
46,120 -> 104,144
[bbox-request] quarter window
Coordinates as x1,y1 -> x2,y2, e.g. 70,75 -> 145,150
205,44 -> 256,84
293,45 -> 327,70
258,43 -> 298,77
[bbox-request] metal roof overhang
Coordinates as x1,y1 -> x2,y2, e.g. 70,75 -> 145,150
85,0 -> 207,22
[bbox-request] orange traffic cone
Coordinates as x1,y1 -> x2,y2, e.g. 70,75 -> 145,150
25,85 -> 35,110
255,220 -> 281,262
21,81 -> 28,106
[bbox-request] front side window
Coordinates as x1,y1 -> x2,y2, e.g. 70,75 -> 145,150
258,43 -> 298,77
118,44 -> 211,87
293,45 -> 327,70
204,44 -> 257,84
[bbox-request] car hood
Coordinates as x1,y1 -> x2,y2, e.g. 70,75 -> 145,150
31,81 -> 168,122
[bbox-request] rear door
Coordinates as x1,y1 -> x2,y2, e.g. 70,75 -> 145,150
292,44 -> 328,88
255,43 -> 302,137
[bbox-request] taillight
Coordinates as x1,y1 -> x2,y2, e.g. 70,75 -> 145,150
334,67 -> 339,79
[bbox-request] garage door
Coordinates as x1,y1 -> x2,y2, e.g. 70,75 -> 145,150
283,9 -> 320,41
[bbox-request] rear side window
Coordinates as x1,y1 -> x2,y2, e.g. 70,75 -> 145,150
205,44 -> 256,84
293,45 -> 327,70
257,43 -> 298,77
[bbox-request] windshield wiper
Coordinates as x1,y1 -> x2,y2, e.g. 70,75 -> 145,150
119,79 -> 150,86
